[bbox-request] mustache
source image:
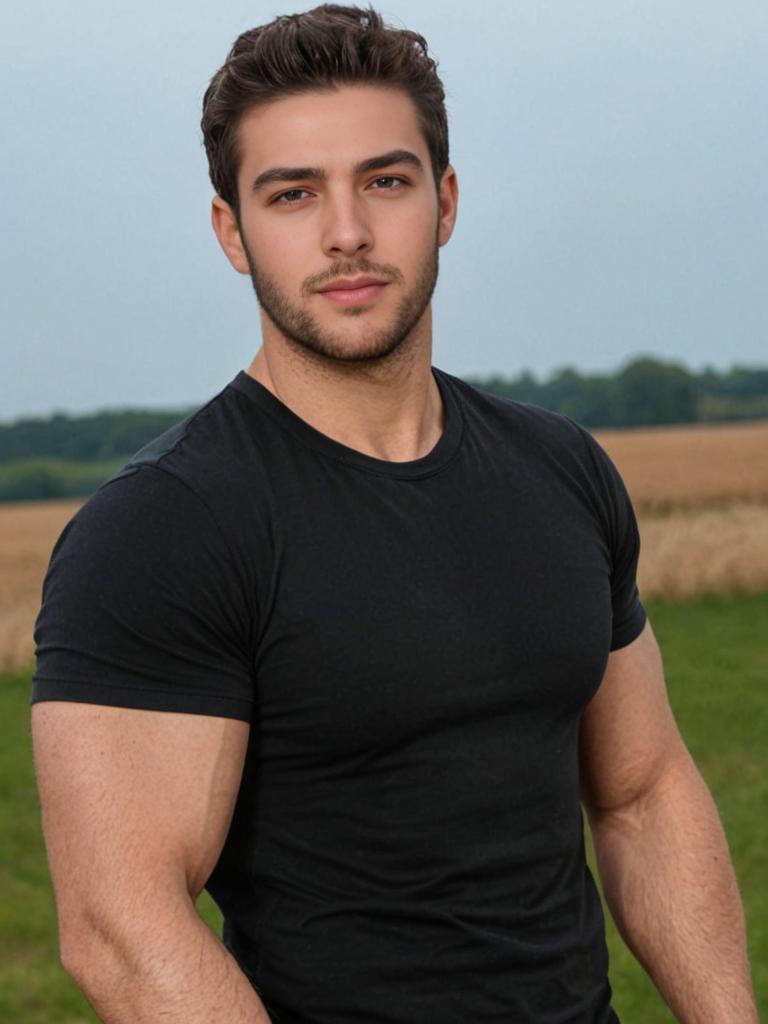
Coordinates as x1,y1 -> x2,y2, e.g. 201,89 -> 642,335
301,259 -> 404,298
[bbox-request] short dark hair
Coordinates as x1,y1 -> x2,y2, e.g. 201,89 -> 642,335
201,4 -> 449,213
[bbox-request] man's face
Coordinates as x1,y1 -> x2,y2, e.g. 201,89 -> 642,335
217,85 -> 457,364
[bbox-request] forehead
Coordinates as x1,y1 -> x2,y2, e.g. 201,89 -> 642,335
235,85 -> 427,178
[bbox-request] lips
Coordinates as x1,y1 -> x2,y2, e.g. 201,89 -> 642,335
317,275 -> 389,292
316,276 -> 389,306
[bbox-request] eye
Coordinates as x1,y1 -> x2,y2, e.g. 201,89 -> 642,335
274,188 -> 311,204
370,176 -> 404,191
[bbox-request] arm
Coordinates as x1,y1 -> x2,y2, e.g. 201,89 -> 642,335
580,621 -> 758,1023
32,701 -> 272,1023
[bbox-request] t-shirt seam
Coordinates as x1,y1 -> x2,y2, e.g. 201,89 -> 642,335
128,388 -> 230,470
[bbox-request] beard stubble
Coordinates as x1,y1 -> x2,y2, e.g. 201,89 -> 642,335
242,241 -> 440,365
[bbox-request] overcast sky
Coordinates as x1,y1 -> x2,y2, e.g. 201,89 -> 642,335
2,0 -> 766,421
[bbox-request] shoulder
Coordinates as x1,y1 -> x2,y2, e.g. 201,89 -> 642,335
121,378 -> 271,508
34,436 -> 261,721
438,369 -> 637,540
437,368 -> 600,464
71,378 -> 278,561
41,376 -> 279,652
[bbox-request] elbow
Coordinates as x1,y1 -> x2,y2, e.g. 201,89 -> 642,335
57,909 -> 128,996
58,916 -> 102,988
56,889 -> 198,999
59,936 -> 92,990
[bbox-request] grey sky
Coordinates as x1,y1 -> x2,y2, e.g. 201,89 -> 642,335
2,1 -> 766,420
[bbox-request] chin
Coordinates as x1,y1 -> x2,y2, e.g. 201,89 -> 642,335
287,330 -> 410,365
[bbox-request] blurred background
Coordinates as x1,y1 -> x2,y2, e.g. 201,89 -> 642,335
2,0 -> 767,416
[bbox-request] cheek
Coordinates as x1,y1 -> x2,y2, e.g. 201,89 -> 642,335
246,226 -> 309,282
380,205 -> 438,255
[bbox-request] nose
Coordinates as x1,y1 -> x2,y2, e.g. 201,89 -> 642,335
320,189 -> 373,259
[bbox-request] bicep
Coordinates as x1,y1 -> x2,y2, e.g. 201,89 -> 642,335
32,701 -> 249,929
579,620 -> 690,816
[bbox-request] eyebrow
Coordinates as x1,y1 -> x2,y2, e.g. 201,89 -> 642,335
250,148 -> 424,194
356,149 -> 423,175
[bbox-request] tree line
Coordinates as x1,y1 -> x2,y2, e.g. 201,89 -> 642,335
1,357 -> 766,501
467,358 -> 768,429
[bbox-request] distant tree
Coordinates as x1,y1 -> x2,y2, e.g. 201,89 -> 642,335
698,364 -> 768,400
560,376 -> 617,428
610,357 -> 698,426
469,356 -> 749,427
0,462 -> 66,501
0,458 -> 122,502
471,371 -> 541,405
505,370 -> 541,405
539,367 -> 583,410
0,409 -> 190,463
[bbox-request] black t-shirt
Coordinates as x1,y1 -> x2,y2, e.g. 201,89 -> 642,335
33,368 -> 646,1023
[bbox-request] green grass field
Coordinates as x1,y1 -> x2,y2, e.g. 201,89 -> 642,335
1,592 -> 765,1022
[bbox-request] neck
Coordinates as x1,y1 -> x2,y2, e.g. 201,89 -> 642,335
245,312 -> 443,463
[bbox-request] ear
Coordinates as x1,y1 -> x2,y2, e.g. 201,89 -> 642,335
211,196 -> 251,275
437,165 -> 459,247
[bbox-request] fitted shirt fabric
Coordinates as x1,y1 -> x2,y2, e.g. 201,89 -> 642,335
33,368 -> 646,1023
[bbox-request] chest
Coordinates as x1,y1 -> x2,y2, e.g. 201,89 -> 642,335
253,449 -> 613,759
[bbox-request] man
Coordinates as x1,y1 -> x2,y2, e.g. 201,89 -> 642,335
31,6 -> 757,1023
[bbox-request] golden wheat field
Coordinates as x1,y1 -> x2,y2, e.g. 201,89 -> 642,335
0,499 -> 83,671
1,419 -> 766,669
593,420 -> 768,601
594,420 -> 768,512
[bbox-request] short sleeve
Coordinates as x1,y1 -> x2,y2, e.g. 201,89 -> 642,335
32,465 -> 257,721
576,426 -> 647,651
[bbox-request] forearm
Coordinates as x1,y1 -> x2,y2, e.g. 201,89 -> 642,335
62,899 -> 272,1024
589,754 -> 757,1023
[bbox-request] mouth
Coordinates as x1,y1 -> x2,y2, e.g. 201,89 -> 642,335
316,276 -> 390,306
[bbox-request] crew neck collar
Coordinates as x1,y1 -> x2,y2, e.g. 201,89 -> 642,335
229,366 -> 464,480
